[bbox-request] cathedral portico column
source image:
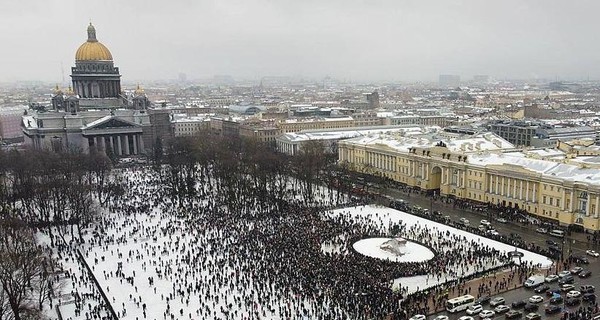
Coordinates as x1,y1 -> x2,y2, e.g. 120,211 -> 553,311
124,135 -> 130,155
100,136 -> 106,151
132,134 -> 138,154
109,136 -> 114,154
117,135 -> 122,156
138,135 -> 145,153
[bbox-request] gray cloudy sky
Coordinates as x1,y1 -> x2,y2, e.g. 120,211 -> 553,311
1,0 -> 599,83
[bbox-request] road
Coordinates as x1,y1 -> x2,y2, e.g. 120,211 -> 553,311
361,183 -> 600,319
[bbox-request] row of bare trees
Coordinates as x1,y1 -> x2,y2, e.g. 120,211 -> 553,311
0,148 -> 116,320
155,131 -> 339,212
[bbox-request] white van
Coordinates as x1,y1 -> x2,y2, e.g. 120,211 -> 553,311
524,275 -> 545,288
549,229 -> 565,238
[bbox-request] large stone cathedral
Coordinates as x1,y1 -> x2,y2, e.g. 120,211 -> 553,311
22,23 -> 152,155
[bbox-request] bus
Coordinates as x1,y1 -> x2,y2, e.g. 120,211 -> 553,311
446,294 -> 476,313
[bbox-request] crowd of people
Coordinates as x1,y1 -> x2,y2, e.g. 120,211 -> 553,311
40,164 -> 599,320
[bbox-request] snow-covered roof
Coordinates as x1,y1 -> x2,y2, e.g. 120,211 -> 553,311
278,126 -> 424,143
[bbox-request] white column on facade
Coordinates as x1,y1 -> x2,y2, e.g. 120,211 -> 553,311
595,195 -> 599,217
587,195 -> 591,216
519,180 -> 523,200
513,179 -> 517,199
132,134 -> 138,154
139,136 -> 145,153
562,191 -> 566,211
525,181 -> 530,201
124,135 -> 130,155
569,190 -> 574,212
532,186 -> 536,203
496,175 -> 501,194
109,136 -> 114,154
117,135 -> 123,156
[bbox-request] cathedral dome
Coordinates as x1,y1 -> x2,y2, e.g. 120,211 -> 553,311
75,23 -> 113,61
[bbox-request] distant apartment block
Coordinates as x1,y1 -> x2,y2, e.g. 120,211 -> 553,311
488,121 -> 538,147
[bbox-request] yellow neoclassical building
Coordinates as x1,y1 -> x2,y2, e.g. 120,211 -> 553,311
338,131 -> 600,231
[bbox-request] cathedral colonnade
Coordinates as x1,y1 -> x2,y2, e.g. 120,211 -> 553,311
88,133 -> 144,156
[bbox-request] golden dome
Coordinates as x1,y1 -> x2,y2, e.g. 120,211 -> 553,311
75,23 -> 113,61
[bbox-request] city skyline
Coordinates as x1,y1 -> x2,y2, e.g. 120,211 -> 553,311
1,0 -> 600,83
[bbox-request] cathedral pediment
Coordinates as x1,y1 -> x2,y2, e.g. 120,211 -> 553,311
82,115 -> 141,131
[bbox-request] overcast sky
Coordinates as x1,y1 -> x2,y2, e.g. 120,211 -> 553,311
1,0 -> 599,83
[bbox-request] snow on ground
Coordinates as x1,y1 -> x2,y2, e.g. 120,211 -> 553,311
353,237 -> 435,262
329,205 -> 553,294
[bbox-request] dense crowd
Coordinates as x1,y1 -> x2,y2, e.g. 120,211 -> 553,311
42,165 -> 599,320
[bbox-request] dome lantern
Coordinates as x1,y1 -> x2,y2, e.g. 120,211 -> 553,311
75,23 -> 113,61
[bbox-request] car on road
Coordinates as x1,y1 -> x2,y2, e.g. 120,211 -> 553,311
581,285 -> 595,293
534,285 -> 550,293
586,249 -> 600,257
466,304 -> 483,315
572,255 -> 590,264
409,315 -> 425,320
480,219 -> 491,226
525,312 -> 542,320
546,239 -> 558,246
505,310 -> 522,319
545,304 -> 561,315
489,297 -> 505,307
460,218 -> 470,225
546,288 -> 561,297
523,303 -> 539,312
583,293 -> 597,303
561,284 -> 576,292
559,275 -> 575,285
458,317 -> 474,320
495,217 -> 507,223
487,230 -> 500,236
566,297 -> 581,306
570,266 -> 583,275
545,274 -> 559,283
511,300 -> 527,309
558,270 -> 571,278
528,295 -> 544,303
494,304 -> 509,314
475,296 -> 490,305
536,227 -> 548,234
432,316 -> 449,320
479,310 -> 495,319
579,270 -> 592,278
567,290 -> 582,298
549,295 -> 563,304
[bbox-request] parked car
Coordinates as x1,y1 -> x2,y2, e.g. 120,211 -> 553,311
505,310 -> 522,319
570,266 -> 584,275
528,295 -> 544,304
566,297 -> 581,306
583,293 -> 597,303
495,217 -> 507,223
458,317 -> 475,320
558,270 -> 571,278
475,296 -> 491,305
559,275 -> 575,285
511,300 -> 527,308
566,290 -> 582,298
549,295 -> 563,304
490,297 -> 506,307
525,312 -> 542,320
572,256 -> 589,264
433,316 -> 449,320
546,239 -> 558,246
545,304 -> 561,314
409,315 -> 425,320
579,270 -> 592,278
534,285 -> 550,293
523,303 -> 539,312
480,219 -> 491,226
561,284 -> 576,292
479,310 -> 495,319
536,228 -> 548,234
494,305 -> 510,314
466,304 -> 483,315
586,249 -> 599,257
545,274 -> 559,283
581,285 -> 595,293
546,288 -> 561,297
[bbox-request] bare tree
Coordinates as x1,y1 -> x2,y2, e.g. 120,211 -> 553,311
0,220 -> 52,320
